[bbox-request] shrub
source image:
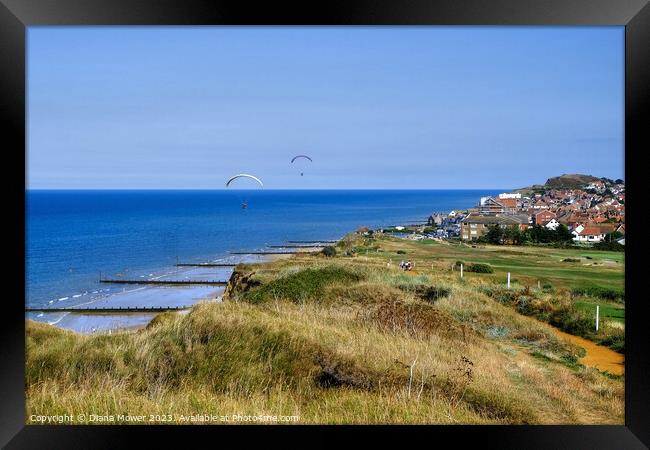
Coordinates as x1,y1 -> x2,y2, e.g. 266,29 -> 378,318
397,284 -> 451,303
396,250 -> 407,255
453,261 -> 492,273
467,263 -> 494,274
516,296 -> 535,316
562,258 -> 580,263
541,283 -> 555,293
486,325 -> 509,338
325,282 -> 405,306
560,353 -> 583,370
357,300 -> 464,339
599,334 -> 625,354
321,246 -> 337,257
571,286 -> 624,302
592,241 -> 624,252
549,308 -> 593,337
245,266 -> 363,304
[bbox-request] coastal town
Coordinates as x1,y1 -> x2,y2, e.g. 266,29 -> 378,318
385,175 -> 625,247
20,21 -> 632,432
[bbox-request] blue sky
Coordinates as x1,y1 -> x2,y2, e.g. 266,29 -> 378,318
27,26 -> 624,189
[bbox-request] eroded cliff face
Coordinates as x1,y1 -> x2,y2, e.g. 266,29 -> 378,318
222,266 -> 260,301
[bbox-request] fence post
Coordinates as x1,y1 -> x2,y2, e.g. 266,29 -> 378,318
460,264 -> 463,278
507,272 -> 511,289
596,305 -> 600,331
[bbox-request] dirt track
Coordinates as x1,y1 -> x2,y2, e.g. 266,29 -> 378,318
553,328 -> 624,375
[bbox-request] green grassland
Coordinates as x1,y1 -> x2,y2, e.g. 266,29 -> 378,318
26,233 -> 624,425
574,301 -> 625,324
368,236 -> 624,293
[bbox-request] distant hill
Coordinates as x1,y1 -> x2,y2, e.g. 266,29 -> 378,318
544,174 -> 601,189
513,174 -> 603,195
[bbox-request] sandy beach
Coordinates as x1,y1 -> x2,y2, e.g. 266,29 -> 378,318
28,250 -> 309,334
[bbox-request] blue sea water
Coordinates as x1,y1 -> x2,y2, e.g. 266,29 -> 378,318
26,189 -> 502,309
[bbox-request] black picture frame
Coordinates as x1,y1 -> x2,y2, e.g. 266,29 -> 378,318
2,1 -> 648,448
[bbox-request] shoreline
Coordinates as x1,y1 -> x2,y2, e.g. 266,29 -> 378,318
26,230 -> 624,424
27,249 -> 313,335
27,189 -> 501,315
30,192 -> 468,334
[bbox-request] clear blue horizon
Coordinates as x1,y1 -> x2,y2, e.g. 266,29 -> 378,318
26,189 -> 501,314
28,26 -> 624,189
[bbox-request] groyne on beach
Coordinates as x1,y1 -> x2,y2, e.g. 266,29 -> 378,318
27,238 -> 338,334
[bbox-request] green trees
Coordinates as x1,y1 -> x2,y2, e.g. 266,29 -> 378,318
482,224 -> 574,246
485,225 -> 504,244
526,225 -> 551,243
524,224 -> 573,244
593,241 -> 625,251
554,224 -> 573,242
605,231 -> 623,241
504,225 -> 523,245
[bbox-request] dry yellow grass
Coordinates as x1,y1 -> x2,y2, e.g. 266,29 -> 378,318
26,236 -> 624,425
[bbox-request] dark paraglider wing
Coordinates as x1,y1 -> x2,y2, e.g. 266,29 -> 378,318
290,155 -> 313,163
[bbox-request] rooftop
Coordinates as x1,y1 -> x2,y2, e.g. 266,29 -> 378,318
462,214 -> 526,225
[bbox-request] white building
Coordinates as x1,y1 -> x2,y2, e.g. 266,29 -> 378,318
572,226 -> 605,243
498,193 -> 522,199
545,218 -> 560,231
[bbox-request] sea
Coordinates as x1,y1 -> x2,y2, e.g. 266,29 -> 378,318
26,189 -> 502,332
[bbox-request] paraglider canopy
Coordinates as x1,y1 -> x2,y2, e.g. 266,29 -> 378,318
225,174 -> 262,210
291,155 -> 313,163
291,155 -> 312,176
225,174 -> 264,188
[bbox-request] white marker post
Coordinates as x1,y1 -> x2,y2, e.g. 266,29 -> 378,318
596,305 -> 600,331
460,263 -> 463,278
507,272 -> 511,289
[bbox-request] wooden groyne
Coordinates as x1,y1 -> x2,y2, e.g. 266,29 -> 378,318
26,306 -> 191,313
267,244 -> 324,248
287,240 -> 338,244
229,251 -> 301,255
99,278 -> 228,286
75,238 -> 337,322
175,263 -> 237,267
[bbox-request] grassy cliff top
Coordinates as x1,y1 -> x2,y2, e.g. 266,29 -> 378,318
26,234 -> 624,424
514,174 -> 606,195
545,174 -> 603,188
